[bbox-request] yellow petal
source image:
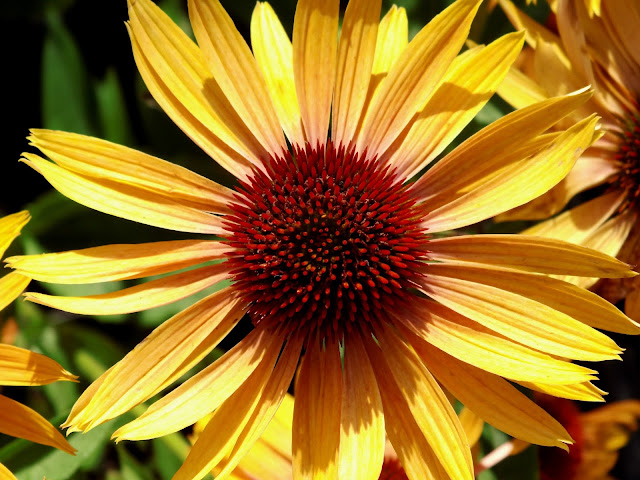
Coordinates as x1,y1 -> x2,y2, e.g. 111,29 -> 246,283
497,65 -> 548,110
422,114 -> 599,232
0,211 -> 29,259
292,336 -> 342,480
203,334 -> 303,480
0,272 -> 30,313
0,394 -> 75,455
251,2 -> 305,146
427,234 -> 635,278
383,31 -> 525,179
412,339 -> 572,448
517,381 -> 606,402
114,324 -> 282,441
0,463 -> 17,480
397,299 -> 597,385
458,407 -> 484,447
188,0 -> 286,156
64,288 -> 243,431
24,263 -> 229,316
128,0 -> 262,179
331,0 -> 381,147
422,264 -> 623,361
338,332 -> 384,480
28,130 -> 235,214
6,240 -> 230,285
22,154 -> 226,235
357,0 -> 482,159
0,344 -> 77,386
375,322 -> 473,480
292,0 -> 339,146
362,334 -> 448,480
499,0 -> 561,48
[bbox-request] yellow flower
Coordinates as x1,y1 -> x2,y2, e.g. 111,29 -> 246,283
0,211 -> 77,479
6,0 -> 639,478
497,0 -> 640,321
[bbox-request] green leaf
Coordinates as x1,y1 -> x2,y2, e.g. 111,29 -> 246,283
95,68 -> 135,146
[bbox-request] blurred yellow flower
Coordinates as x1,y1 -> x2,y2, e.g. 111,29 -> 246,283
498,0 -> 640,322
0,211 -> 77,479
7,0 -> 639,478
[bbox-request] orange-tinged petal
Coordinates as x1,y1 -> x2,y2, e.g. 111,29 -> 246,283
188,0 -> 286,157
383,31 -> 525,179
331,0 -> 381,147
397,299 -> 597,385
413,89 -> 591,205
113,324 -> 282,441
6,240 -> 230,284
292,0 -> 339,146
0,211 -> 29,259
427,234 -> 635,278
204,334 -> 303,480
458,407 -> 483,447
363,334 -> 448,480
22,154 -> 226,235
357,0 -> 482,159
293,336 -> 342,480
28,130 -> 235,214
420,114 -> 599,232
128,0 -> 261,179
251,2 -> 305,146
173,329 -> 283,480
412,339 -> 571,449
64,288 -> 243,432
0,273 -> 30,313
422,264 -> 623,361
0,394 -> 76,455
24,263 -> 229,316
0,344 -> 77,386
375,322 -> 473,480
626,287 -> 640,322
338,331 -> 384,480
517,381 -> 606,402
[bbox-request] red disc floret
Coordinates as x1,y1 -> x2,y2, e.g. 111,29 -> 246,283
224,142 -> 429,339
612,108 -> 640,213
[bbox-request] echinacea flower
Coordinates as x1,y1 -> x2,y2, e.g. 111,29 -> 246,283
0,211 -> 77,479
497,0 -> 640,321
477,394 -> 640,480
6,0 -> 640,478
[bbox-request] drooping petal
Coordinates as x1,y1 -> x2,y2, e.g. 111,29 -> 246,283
356,0 -> 482,159
331,0 -> 381,147
383,31 -> 525,179
21,154 -> 226,235
188,0 -> 286,156
113,324 -> 282,441
292,0 -> 339,146
0,273 -> 30,313
251,2 -> 305,146
374,322 -> 473,480
64,288 -> 243,432
397,299 -> 597,385
0,394 -> 76,455
420,114 -> 599,232
28,130 -> 235,214
292,336 -> 342,480
0,344 -> 77,386
0,211 -> 29,259
128,0 -> 262,179
411,339 -> 572,449
338,331 -> 384,480
421,264 -> 623,361
24,263 -> 230,316
427,234 -> 635,278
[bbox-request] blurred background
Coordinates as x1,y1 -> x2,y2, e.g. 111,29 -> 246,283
1,0 -> 638,478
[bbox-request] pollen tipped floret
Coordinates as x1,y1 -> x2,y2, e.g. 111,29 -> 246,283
225,142 -> 429,339
613,109 -> 640,212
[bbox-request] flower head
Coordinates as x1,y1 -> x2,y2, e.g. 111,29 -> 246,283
7,0 -> 639,478
498,0 -> 640,321
0,211 -> 77,478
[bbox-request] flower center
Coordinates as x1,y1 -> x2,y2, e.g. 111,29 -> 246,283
225,142 -> 429,339
612,110 -> 640,212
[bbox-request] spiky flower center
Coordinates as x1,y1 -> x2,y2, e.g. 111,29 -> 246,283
225,142 -> 429,339
613,110 -> 640,212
